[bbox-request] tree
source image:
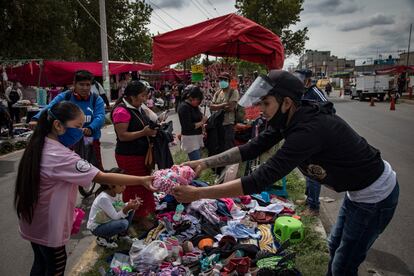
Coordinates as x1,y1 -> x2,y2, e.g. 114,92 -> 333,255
235,0 -> 308,57
174,55 -> 201,69
0,0 -> 153,62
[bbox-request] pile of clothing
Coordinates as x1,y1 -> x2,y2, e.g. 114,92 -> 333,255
103,181 -> 302,276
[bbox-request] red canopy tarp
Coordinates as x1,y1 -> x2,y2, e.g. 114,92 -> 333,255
375,65 -> 414,75
152,13 -> 284,70
5,60 -> 153,86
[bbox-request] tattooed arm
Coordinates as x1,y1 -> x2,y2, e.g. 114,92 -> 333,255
204,147 -> 242,168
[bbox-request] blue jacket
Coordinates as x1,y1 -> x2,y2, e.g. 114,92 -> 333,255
32,91 -> 105,140
302,85 -> 328,102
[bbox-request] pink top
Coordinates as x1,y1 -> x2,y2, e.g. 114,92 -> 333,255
19,137 -> 100,247
112,106 -> 131,124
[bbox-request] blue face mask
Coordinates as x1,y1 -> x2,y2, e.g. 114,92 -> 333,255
219,80 -> 229,89
58,127 -> 84,147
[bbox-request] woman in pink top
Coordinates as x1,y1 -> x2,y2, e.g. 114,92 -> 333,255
14,101 -> 155,276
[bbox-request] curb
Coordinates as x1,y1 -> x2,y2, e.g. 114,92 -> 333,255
67,237 -> 100,275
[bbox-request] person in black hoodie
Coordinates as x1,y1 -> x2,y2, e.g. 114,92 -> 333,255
177,85 -> 207,160
173,70 -> 399,276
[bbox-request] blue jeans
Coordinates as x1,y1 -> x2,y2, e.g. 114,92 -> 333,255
306,177 -> 321,211
327,182 -> 399,276
92,211 -> 134,239
188,149 -> 201,161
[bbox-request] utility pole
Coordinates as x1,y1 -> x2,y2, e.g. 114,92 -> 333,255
406,23 -> 412,93
99,0 -> 110,99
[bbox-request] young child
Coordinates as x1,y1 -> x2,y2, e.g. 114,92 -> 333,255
14,101 -> 155,276
87,168 -> 142,249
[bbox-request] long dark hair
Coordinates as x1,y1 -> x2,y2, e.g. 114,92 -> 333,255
111,80 -> 147,121
14,101 -> 82,224
94,167 -> 124,197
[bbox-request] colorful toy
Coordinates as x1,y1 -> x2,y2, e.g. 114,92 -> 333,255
153,165 -> 196,194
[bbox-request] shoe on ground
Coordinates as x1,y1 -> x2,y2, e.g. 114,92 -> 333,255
118,235 -> 139,244
295,199 -> 306,206
300,208 -> 320,217
96,237 -> 118,249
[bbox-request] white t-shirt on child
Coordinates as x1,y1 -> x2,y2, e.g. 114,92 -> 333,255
87,192 -> 128,231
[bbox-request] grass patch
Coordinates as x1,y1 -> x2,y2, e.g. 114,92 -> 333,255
286,170 -> 330,275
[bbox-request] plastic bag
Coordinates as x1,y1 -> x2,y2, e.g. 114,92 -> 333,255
71,208 -> 85,235
130,240 -> 168,273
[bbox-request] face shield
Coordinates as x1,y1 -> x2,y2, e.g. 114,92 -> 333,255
238,75 -> 275,107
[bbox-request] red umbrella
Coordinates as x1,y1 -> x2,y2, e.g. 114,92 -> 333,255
152,13 -> 284,70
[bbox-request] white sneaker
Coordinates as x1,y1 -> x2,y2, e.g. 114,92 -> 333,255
96,237 -> 118,249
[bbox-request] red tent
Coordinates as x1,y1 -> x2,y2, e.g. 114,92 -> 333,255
152,13 -> 284,70
375,65 -> 414,75
5,60 -> 153,86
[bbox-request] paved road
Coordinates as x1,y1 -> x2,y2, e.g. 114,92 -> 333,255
320,98 -> 414,276
0,110 -> 181,275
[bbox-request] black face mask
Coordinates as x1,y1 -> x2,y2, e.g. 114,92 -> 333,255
268,102 -> 290,130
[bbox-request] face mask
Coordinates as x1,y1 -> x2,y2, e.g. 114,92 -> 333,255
58,127 -> 84,147
268,101 -> 290,130
219,80 -> 229,89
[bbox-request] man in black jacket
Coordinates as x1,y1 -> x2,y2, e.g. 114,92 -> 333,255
173,70 -> 399,276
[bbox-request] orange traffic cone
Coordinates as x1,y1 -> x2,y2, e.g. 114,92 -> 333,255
370,97 -> 375,106
390,96 -> 396,111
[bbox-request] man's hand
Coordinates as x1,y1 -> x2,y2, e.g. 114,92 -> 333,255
172,185 -> 201,203
181,160 -> 207,177
83,128 -> 92,136
28,121 -> 38,130
140,175 -> 156,191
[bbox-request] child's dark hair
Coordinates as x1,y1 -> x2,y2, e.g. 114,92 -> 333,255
74,70 -> 94,83
94,167 -> 125,196
111,81 -> 147,121
14,101 -> 82,224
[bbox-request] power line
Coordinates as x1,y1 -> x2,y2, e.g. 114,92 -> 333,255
205,0 -> 220,16
148,0 -> 185,26
75,0 -> 134,61
150,20 -> 169,33
190,0 -> 210,19
152,9 -> 174,30
194,0 -> 214,18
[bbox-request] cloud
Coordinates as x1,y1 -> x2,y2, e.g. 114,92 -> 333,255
149,0 -> 186,9
347,16 -> 411,59
338,14 -> 395,31
304,0 -> 361,15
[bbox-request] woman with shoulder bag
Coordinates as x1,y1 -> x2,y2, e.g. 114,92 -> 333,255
111,81 -> 157,229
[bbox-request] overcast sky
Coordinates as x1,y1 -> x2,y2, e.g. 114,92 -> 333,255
147,0 -> 414,67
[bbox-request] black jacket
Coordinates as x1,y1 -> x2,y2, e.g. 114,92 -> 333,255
239,101 -> 384,194
178,102 -> 203,136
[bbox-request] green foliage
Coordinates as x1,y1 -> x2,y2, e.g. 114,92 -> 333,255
0,0 -> 153,62
174,55 -> 202,70
235,0 -> 309,56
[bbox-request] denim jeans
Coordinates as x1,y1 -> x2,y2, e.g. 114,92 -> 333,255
306,177 -> 321,211
188,149 -> 201,161
327,182 -> 399,276
92,211 -> 134,239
